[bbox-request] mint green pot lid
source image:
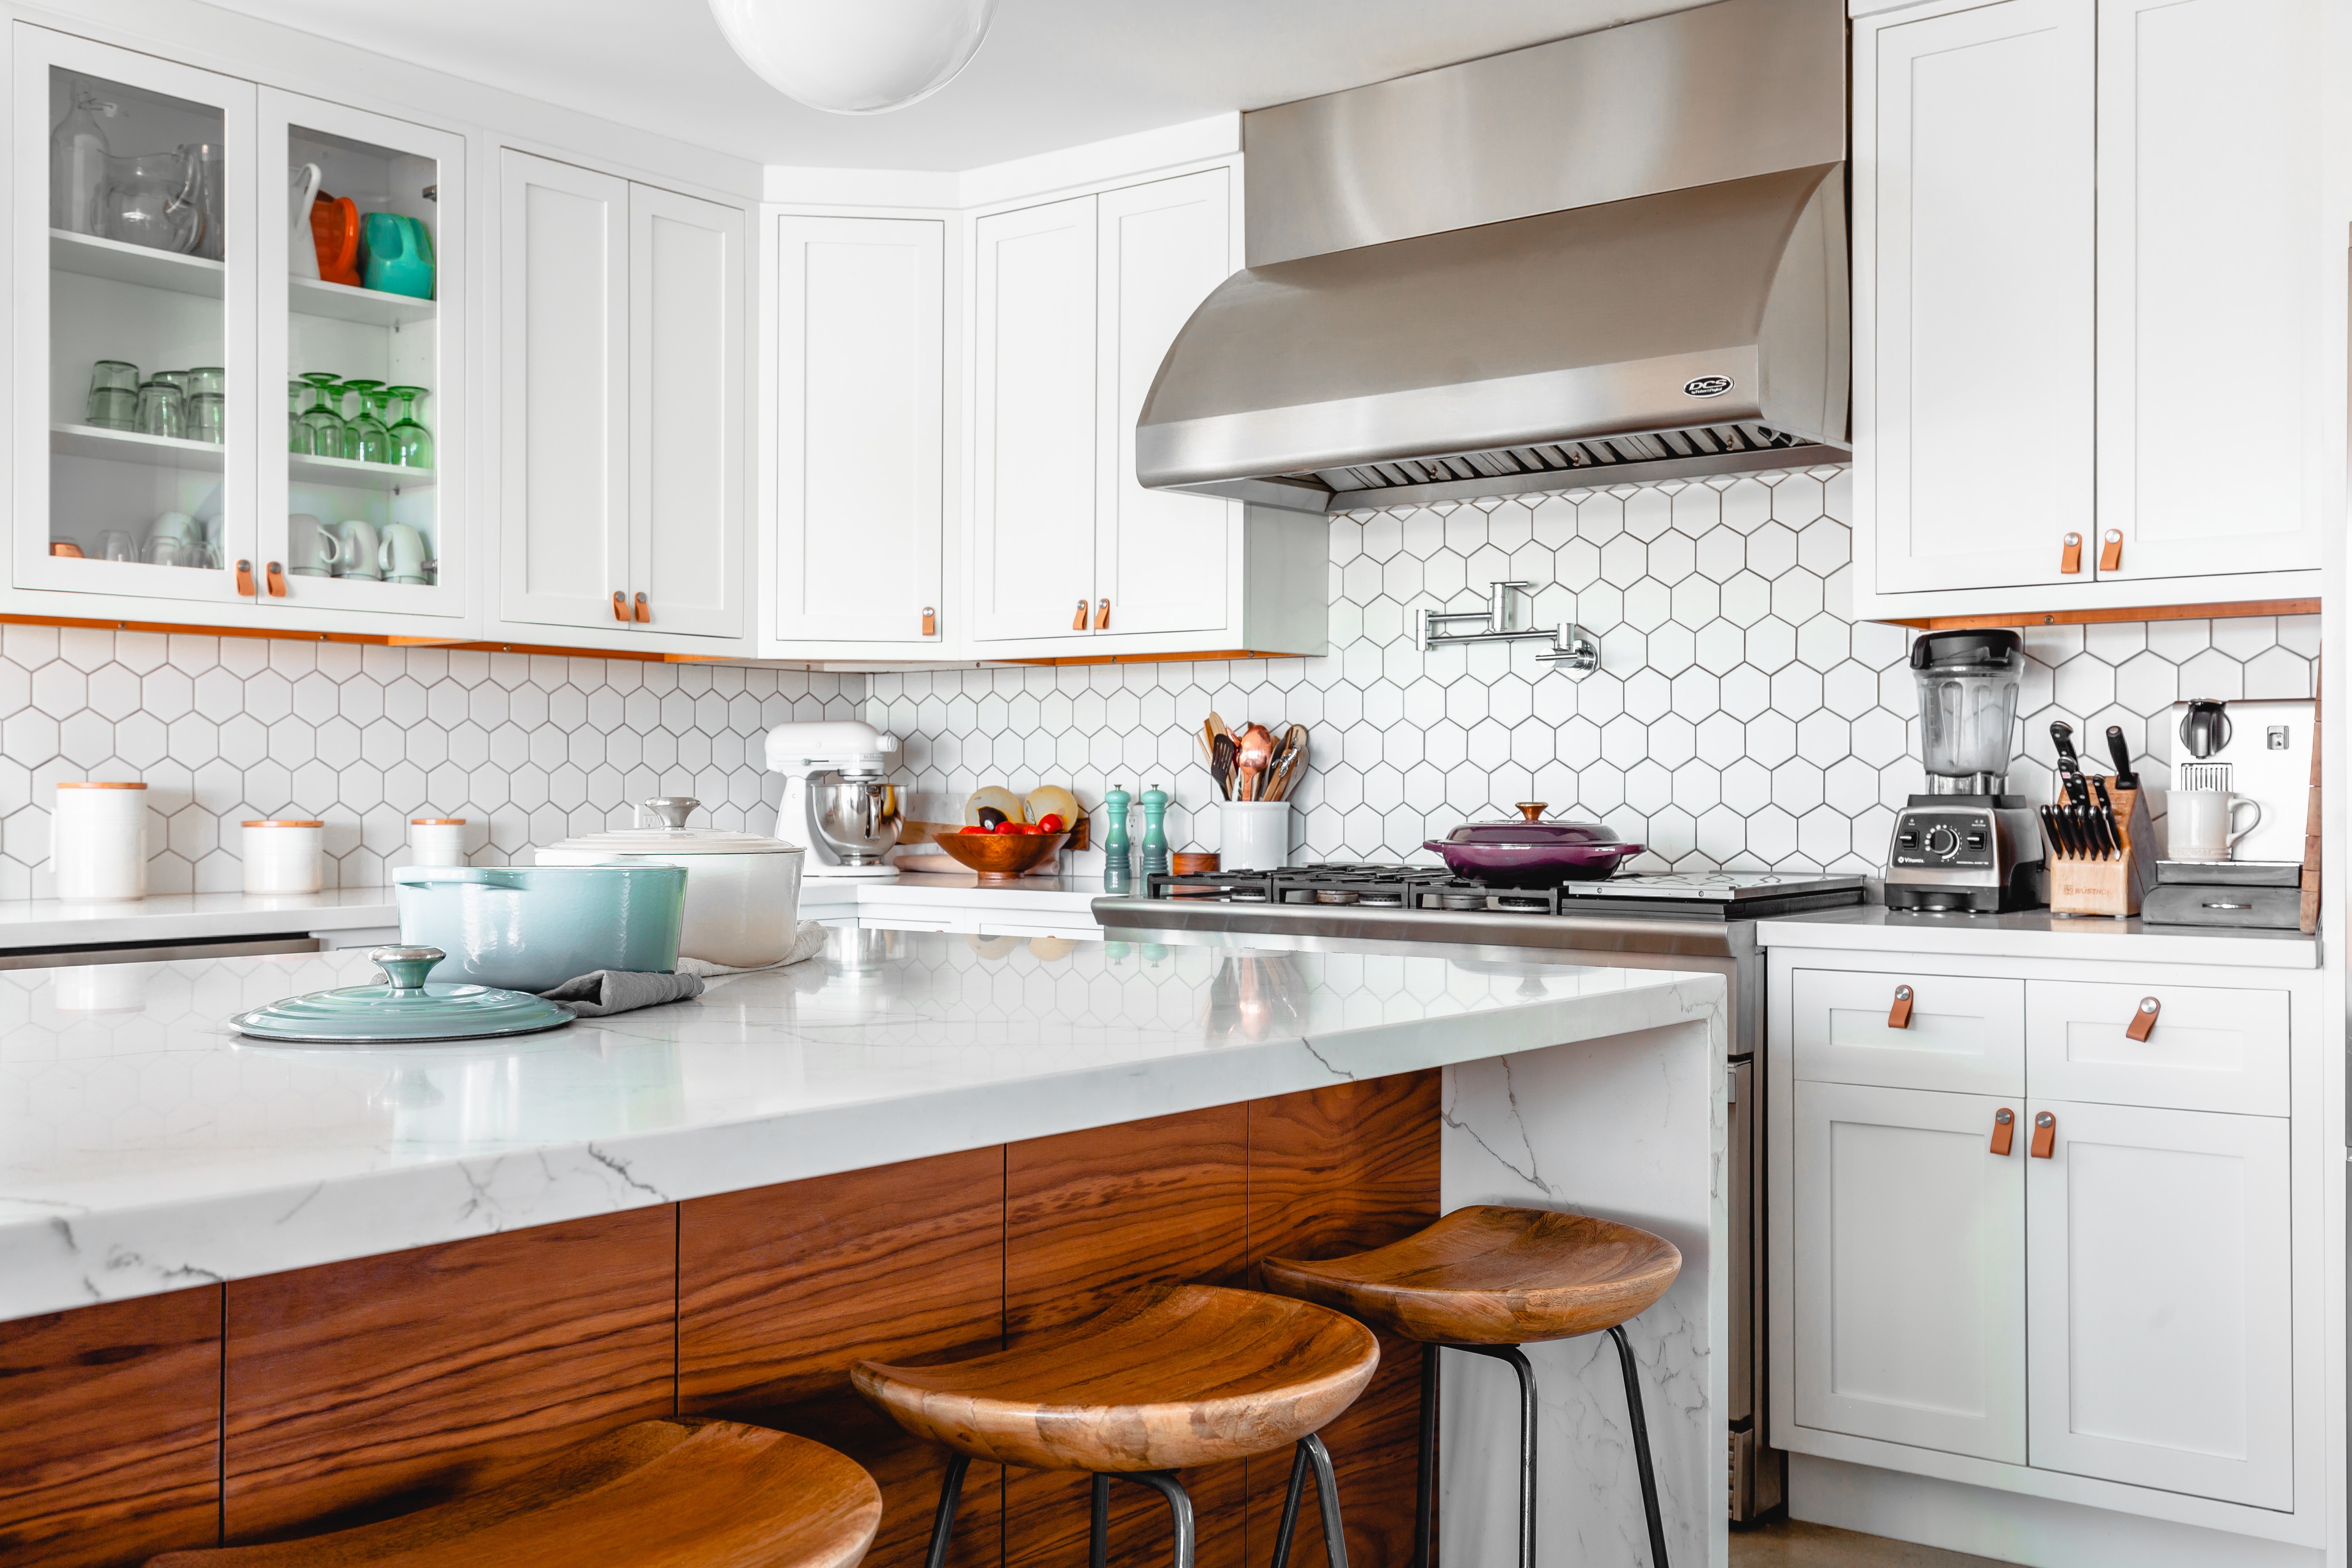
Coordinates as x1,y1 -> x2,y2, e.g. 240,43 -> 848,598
231,946 -> 575,1044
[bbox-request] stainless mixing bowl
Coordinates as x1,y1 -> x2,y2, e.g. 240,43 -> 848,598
811,777 -> 903,864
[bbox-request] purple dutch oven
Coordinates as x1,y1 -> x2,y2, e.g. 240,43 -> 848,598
1423,803 -> 1645,888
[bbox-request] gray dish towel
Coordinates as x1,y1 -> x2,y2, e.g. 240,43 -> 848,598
537,970 -> 705,1017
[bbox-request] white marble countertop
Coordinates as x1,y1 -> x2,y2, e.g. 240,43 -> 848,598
0,928 -> 1721,1323
0,888 -> 403,949
1758,904 -> 2321,968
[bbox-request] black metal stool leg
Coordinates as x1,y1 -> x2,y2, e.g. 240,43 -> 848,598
1455,1344 -> 1537,1568
1271,1441 -> 1309,1568
1120,1471 -> 1197,1568
1410,1342 -> 1438,1568
1300,1431 -> 1349,1568
923,1453 -> 971,1568
1090,1473 -> 1112,1568
1608,1324 -> 1671,1568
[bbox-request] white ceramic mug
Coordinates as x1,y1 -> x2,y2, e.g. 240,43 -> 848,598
2169,789 -> 2262,861
379,522 -> 430,583
288,513 -> 341,577
333,518 -> 381,580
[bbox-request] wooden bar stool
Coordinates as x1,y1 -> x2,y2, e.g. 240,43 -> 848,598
853,1282 -> 1379,1568
1262,1205 -> 1683,1568
146,1418 -> 882,1568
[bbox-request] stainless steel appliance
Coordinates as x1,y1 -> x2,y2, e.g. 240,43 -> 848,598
1884,629 -> 2045,913
766,720 -> 905,880
1135,0 -> 1849,514
1095,861 -> 1869,1522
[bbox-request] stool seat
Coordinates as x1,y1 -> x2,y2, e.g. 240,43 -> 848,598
852,1282 -> 1377,1473
146,1418 -> 881,1568
1261,1204 -> 1681,1346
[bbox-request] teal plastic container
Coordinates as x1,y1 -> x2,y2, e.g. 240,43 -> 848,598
361,211 -> 435,300
394,864 -> 686,990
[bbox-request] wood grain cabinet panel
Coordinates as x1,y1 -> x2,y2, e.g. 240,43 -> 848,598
0,1286 -> 223,1568
678,1149 -> 1006,1568
222,1207 -> 677,1544
1248,1073 -> 1442,1568
1006,1106 -> 1250,1568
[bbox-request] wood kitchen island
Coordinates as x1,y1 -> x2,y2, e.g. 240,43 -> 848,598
0,928 -> 1728,1568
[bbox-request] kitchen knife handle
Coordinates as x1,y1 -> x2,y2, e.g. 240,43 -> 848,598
1991,1108 -> 2015,1156
2105,724 -> 2134,780
2030,1111 -> 2056,1159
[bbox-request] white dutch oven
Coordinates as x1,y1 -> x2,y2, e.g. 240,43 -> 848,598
535,797 -> 804,968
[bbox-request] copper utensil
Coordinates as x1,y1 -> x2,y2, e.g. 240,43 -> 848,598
1235,723 -> 1276,802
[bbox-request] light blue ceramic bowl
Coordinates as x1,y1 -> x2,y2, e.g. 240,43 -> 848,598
394,864 -> 687,991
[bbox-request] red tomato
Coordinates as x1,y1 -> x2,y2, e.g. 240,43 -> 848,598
959,825 -> 989,835
992,820 -> 1021,835
1036,813 -> 1065,833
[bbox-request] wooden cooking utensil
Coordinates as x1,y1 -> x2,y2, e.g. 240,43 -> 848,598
1265,726 -> 1309,801
1235,724 -> 1276,802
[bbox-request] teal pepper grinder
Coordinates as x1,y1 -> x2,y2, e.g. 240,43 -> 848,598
1139,786 -> 1171,879
1102,785 -> 1134,892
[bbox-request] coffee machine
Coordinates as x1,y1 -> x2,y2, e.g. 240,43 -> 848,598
766,720 -> 904,879
1883,629 -> 2046,912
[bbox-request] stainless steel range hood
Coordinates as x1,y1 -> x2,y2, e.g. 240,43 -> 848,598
1136,0 -> 1850,515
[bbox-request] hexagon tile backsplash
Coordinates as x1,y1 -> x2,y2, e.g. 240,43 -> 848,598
0,630 -> 858,897
868,466 -> 2317,876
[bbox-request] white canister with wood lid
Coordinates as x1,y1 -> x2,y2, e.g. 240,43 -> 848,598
53,781 -> 148,900
409,817 -> 467,867
242,820 -> 323,894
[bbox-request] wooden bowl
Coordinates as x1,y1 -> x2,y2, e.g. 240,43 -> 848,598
931,831 -> 1072,882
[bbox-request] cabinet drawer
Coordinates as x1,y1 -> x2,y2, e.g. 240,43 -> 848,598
1791,969 -> 2024,1094
2025,980 -> 2288,1116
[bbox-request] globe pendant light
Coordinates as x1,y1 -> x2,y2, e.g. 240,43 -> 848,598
708,0 -> 998,115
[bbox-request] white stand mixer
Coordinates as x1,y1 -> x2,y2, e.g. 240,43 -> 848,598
766,720 -> 904,879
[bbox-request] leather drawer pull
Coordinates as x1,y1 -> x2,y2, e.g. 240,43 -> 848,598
2030,1111 -> 2055,1159
1887,985 -> 1914,1029
1990,1108 -> 2015,1157
922,606 -> 937,637
2126,996 -> 2160,1042
612,591 -> 630,623
1072,597 -> 1089,631
634,592 -> 650,624
2060,532 -> 2083,574
1093,597 -> 1110,630
2098,529 -> 2123,571
265,562 -> 287,598
235,559 -> 256,597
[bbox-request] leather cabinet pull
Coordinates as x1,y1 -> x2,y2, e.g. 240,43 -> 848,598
2097,530 -> 2124,571
1990,1108 -> 2015,1157
1071,598 -> 1089,631
612,591 -> 630,623
634,593 -> 650,624
265,562 -> 287,598
235,560 -> 257,597
1093,597 -> 1110,630
2030,1111 -> 2056,1159
2126,995 -> 2160,1042
1887,984 -> 1914,1030
2059,533 -> 2083,575
922,606 -> 937,637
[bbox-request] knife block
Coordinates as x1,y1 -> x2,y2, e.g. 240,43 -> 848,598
2047,782 -> 2153,918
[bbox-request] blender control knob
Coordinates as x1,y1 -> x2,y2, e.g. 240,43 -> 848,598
1925,825 -> 1960,857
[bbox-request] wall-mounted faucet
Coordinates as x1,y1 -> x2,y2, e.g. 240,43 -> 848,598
1415,580 -> 1599,675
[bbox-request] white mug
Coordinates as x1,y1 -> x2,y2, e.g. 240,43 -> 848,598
333,518 -> 381,580
379,522 -> 430,583
147,511 -> 197,547
2169,789 -> 2262,861
288,513 -> 341,577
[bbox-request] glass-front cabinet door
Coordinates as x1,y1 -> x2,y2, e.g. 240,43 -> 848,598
258,89 -> 462,622
13,26 -> 260,609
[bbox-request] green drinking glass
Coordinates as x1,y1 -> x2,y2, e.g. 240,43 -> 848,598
384,385 -> 433,469
297,372 -> 346,459
288,379 -> 309,454
338,377 -> 390,464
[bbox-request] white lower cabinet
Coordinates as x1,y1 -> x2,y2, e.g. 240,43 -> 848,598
1792,1081 -> 2025,1462
2025,1099 -> 2293,1509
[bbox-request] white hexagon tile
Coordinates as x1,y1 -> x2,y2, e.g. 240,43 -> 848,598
868,467 -> 2316,876
0,629 -> 857,897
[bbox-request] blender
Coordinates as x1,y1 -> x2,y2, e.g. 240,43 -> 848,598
1883,629 -> 2046,912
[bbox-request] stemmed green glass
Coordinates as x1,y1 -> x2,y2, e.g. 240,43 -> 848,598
384,385 -> 433,469
338,378 -> 391,464
297,372 -> 346,459
287,379 -> 308,454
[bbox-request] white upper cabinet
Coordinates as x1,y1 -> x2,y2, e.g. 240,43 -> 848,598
1852,0 -> 2324,618
772,214 -> 944,646
497,150 -> 746,645
1095,168 -> 1233,638
1857,0 -> 2094,598
2092,0 -> 2322,583
972,192 -> 1098,643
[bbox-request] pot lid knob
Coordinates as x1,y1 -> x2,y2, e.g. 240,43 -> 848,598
370,946 -> 444,994
1515,802 -> 1547,822
643,796 -> 699,830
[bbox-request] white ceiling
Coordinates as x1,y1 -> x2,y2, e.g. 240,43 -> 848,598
196,0 -> 1694,171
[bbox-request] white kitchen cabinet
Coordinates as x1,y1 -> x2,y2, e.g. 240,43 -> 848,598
1790,1080 -> 2026,1462
496,150 -> 745,644
1789,967 -> 2024,1095
2024,1099 -> 2293,1509
1851,0 -> 2325,619
772,214 -> 944,645
2024,978 -> 2290,1116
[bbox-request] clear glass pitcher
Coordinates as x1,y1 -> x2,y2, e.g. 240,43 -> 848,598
105,150 -> 201,254
1910,629 -> 2022,793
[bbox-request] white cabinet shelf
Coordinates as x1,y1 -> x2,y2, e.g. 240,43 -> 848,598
51,422 -> 224,470
289,275 -> 433,328
287,451 -> 435,491
49,227 -> 223,299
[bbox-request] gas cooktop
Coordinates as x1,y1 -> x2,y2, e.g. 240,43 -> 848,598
1142,863 -> 1867,922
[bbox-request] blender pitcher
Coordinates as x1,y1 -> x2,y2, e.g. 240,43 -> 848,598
1911,629 -> 2022,796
